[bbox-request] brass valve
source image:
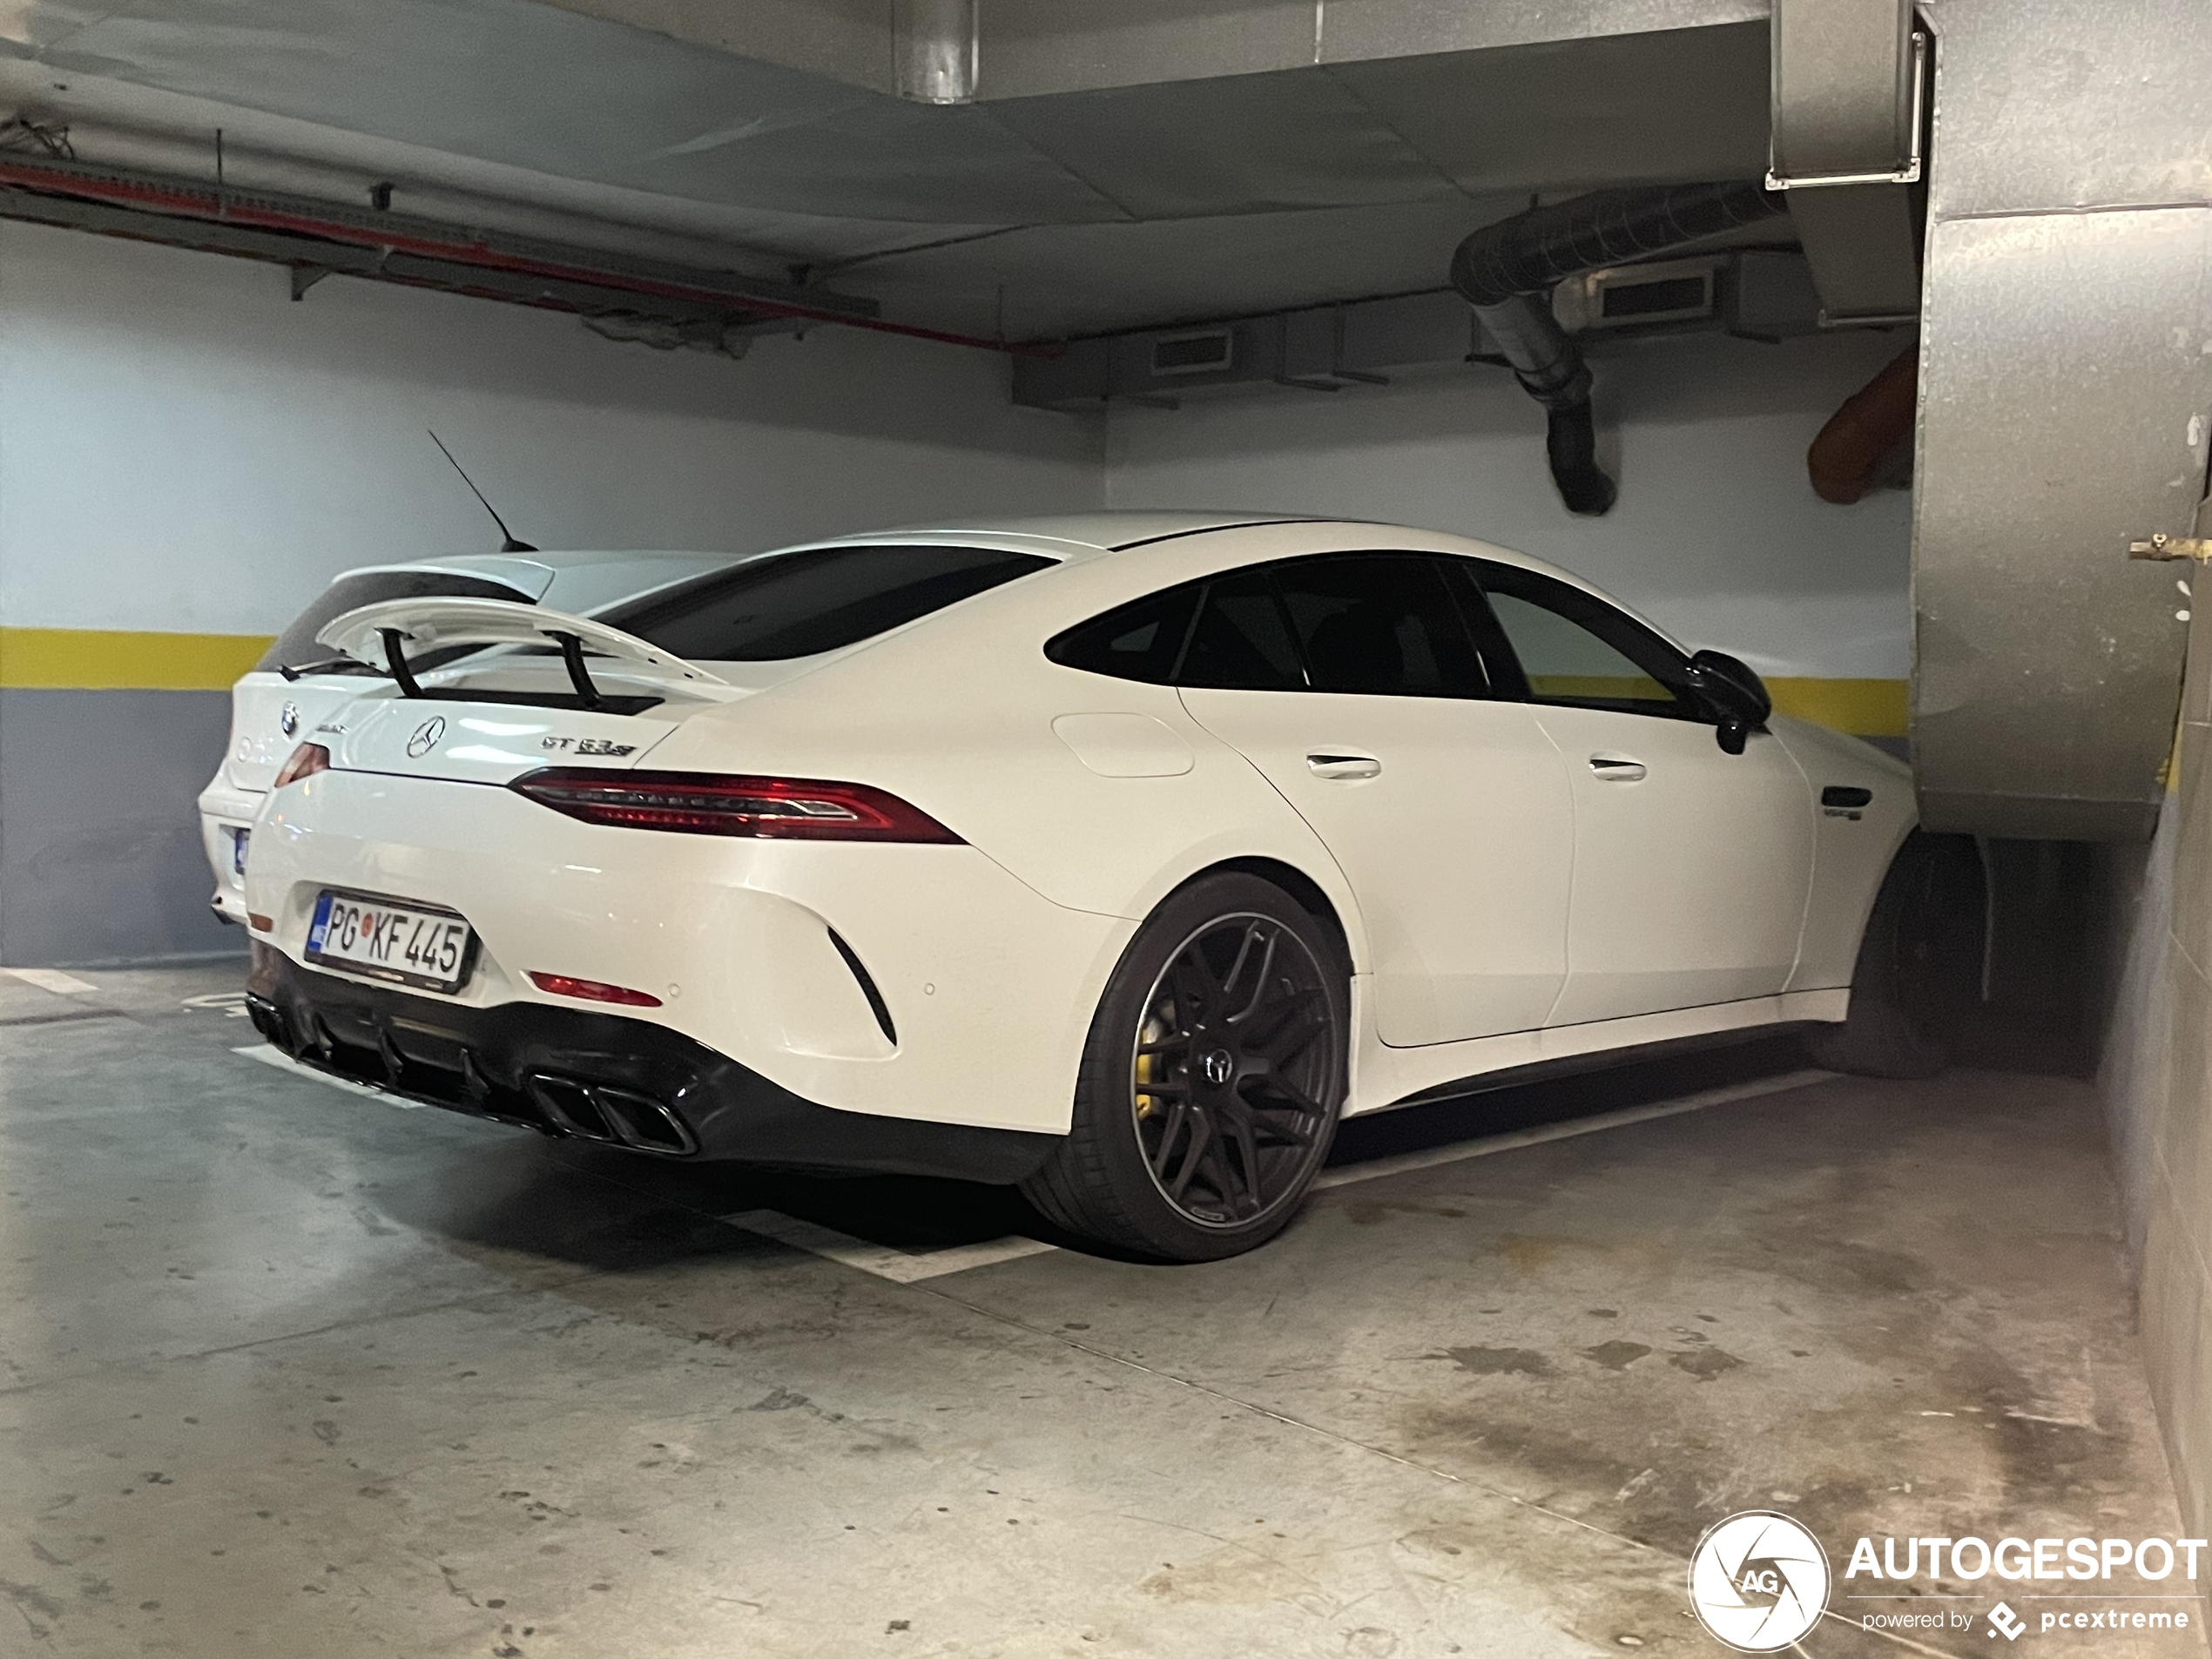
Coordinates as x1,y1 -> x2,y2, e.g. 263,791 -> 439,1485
2129,532 -> 2212,562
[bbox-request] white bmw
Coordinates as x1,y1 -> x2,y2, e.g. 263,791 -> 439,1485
240,513 -> 1926,1261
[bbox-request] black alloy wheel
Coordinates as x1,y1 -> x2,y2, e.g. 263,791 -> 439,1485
1805,831 -> 1985,1079
1130,913 -> 1337,1227
1021,873 -> 1348,1262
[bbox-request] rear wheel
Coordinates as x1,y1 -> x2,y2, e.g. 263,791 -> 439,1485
1021,873 -> 1347,1262
1805,831 -> 1984,1079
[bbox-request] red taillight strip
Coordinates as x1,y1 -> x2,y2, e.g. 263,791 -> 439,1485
528,972 -> 663,1008
273,742 -> 332,788
509,769 -> 963,843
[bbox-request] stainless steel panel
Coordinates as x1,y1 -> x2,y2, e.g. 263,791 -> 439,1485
1912,209 -> 2212,839
896,0 -> 978,105
551,0 -> 1769,97
1925,0 -> 2212,219
1328,23 -> 1771,193
976,0 -> 1763,98
536,0 -> 897,91
1768,0 -> 1915,181
1784,183 -> 1922,321
1320,0 -> 1762,64
986,67 -> 1455,219
978,0 -> 1315,99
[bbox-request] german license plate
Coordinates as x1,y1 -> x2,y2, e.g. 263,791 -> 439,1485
306,890 -> 474,992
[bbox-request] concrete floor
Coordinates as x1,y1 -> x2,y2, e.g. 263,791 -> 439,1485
0,961 -> 2197,1658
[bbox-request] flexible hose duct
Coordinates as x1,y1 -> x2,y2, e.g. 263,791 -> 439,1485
1807,343 -> 1918,503
1449,179 -> 1788,516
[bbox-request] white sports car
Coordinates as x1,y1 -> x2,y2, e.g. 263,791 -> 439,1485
240,513 -> 1921,1261
199,550 -> 747,923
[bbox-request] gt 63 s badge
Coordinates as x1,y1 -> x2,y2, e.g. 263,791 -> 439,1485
1689,1511 -> 1831,1651
541,735 -> 635,756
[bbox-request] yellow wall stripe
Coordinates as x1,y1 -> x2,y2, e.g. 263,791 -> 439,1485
0,625 -> 1917,736
1764,677 -> 1909,738
0,628 -> 275,691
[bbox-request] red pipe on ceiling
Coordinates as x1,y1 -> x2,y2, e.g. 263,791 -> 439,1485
0,153 -> 1056,359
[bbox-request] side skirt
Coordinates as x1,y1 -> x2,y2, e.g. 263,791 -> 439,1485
1345,988 -> 1848,1118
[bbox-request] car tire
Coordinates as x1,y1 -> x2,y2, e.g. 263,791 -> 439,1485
1804,831 -> 1984,1080
1020,873 -> 1349,1263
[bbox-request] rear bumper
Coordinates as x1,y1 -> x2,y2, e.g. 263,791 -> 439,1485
246,945 -> 1061,1183
198,779 -> 265,923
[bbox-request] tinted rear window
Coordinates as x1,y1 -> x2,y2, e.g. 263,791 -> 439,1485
1043,582 -> 1203,684
1179,569 -> 1305,691
600,543 -> 1053,662
256,570 -> 533,672
1272,554 -> 1487,698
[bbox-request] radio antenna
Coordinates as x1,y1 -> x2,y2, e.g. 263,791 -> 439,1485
427,430 -> 536,552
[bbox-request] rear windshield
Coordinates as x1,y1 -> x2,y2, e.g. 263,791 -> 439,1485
256,570 -> 533,673
598,543 -> 1054,662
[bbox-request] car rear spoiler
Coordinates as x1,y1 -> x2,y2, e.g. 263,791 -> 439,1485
316,597 -> 725,708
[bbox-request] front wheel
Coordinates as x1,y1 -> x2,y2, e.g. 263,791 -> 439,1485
1021,873 -> 1348,1262
1804,831 -> 1984,1079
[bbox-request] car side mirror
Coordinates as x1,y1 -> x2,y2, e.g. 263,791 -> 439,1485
1686,649 -> 1771,755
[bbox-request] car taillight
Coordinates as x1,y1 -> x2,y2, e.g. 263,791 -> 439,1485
509,769 -> 964,843
273,743 -> 331,788
528,972 -> 663,1008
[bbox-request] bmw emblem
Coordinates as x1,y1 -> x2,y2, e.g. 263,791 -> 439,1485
406,716 -> 447,759
279,701 -> 300,737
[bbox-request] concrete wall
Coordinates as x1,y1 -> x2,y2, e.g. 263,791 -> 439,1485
0,219 -> 1924,966
0,219 -> 1102,965
2099,589 -> 2212,1541
1104,326 -> 1917,736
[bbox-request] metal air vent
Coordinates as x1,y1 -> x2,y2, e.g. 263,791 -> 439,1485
1553,258 -> 1723,333
1150,329 -> 1235,376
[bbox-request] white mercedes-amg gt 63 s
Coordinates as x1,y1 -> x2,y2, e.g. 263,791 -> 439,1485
240,513 -> 1923,1262
199,550 -> 746,923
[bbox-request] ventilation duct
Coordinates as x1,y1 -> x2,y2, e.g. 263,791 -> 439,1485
1807,342 -> 1917,504
1447,179 -> 1787,516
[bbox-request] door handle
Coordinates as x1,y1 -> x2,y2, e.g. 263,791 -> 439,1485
1588,754 -> 1648,782
1307,752 -> 1381,780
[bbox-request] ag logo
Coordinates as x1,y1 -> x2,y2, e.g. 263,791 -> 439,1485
279,701 -> 300,737
406,716 -> 446,759
1688,1511 -> 1831,1652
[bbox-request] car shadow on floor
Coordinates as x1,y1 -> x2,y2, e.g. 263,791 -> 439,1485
381,1031 -> 1837,1271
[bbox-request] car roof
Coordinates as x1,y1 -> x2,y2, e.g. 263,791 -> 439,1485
808,512 -> 1326,556
793,515 -> 1689,654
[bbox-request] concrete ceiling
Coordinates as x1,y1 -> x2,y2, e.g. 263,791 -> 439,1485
0,0 -> 1777,337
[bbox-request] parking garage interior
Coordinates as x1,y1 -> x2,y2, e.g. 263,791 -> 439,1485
3,2 -> 2211,1655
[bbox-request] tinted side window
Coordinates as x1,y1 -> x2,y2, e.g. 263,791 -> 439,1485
1044,581 -> 1203,684
256,570 -> 532,672
601,543 -> 1051,662
1472,562 -> 1693,718
1180,569 -> 1305,691
1273,554 -> 1487,698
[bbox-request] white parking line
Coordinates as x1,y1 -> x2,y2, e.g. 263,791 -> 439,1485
721,1208 -> 1060,1282
233,1042 -> 427,1108
6,967 -> 98,995
1313,1068 -> 1836,1191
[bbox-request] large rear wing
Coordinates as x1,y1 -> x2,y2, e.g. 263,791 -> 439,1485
316,596 -> 724,709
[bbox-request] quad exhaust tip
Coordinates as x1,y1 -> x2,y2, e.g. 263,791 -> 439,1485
525,1073 -> 696,1155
